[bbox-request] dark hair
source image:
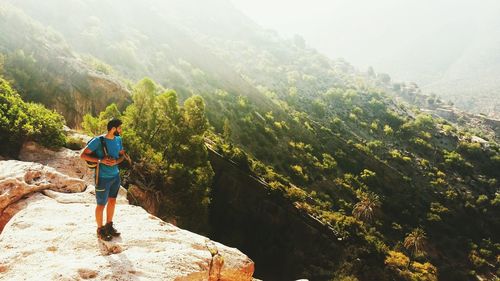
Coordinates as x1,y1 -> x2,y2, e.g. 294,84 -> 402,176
107,118 -> 122,131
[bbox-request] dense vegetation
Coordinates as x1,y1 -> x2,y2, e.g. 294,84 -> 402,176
205,92 -> 500,280
1,1 -> 499,280
0,77 -> 65,156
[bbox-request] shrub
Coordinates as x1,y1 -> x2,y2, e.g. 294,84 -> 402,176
385,250 -> 410,269
443,150 -> 473,173
64,136 -> 85,150
0,78 -> 65,156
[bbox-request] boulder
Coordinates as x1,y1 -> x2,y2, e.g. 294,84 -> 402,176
19,141 -> 94,185
0,160 -> 86,212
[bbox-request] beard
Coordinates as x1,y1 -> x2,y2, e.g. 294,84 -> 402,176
114,131 -> 120,136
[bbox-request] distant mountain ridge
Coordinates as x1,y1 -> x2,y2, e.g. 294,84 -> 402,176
374,7 -> 500,119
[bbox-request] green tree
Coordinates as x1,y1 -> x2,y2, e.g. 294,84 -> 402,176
383,124 -> 393,136
128,77 -> 158,135
150,90 -> 181,148
116,80 -> 213,233
183,95 -> 208,135
99,103 -> 121,121
81,103 -> 122,136
404,228 -> 427,257
82,113 -> 101,136
443,150 -> 473,174
352,192 -> 381,223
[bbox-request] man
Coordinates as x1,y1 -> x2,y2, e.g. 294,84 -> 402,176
81,118 -> 125,241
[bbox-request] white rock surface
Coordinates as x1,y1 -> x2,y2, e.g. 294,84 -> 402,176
0,142 -> 254,281
42,184 -> 129,205
0,193 -> 254,281
0,160 -> 86,211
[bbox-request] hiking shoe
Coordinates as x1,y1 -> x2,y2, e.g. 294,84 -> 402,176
97,226 -> 112,241
104,222 -> 121,237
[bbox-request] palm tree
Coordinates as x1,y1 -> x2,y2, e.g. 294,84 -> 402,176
404,227 -> 427,256
352,192 -> 381,223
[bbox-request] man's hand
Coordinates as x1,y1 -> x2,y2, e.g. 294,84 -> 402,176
101,158 -> 117,166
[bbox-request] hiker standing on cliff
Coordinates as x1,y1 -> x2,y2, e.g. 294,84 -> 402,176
80,118 -> 125,241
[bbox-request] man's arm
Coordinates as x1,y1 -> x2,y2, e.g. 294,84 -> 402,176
80,147 -> 117,166
115,137 -> 126,165
115,150 -> 126,164
80,148 -> 100,163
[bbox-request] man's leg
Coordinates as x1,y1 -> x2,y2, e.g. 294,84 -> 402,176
95,177 -> 112,241
106,198 -> 116,224
95,178 -> 110,227
104,175 -> 121,237
96,203 -> 112,241
96,204 -> 105,227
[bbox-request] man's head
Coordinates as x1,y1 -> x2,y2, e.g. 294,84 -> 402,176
107,118 -> 123,136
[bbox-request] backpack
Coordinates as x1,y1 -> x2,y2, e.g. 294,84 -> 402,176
86,136 -> 108,169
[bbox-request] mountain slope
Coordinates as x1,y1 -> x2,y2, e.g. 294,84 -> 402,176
1,1 -> 499,280
0,3 -> 131,127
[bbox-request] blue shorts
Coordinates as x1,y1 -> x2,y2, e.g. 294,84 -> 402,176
95,174 -> 120,205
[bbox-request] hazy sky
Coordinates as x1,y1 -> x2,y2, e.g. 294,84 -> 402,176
231,0 -> 499,82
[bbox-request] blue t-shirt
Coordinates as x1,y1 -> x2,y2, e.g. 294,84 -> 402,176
87,135 -> 123,178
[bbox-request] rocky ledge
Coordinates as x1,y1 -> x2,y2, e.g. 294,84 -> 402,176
0,144 -> 254,281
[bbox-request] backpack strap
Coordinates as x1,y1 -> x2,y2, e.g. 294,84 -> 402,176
99,136 -> 108,157
95,162 -> 100,186
95,136 -> 109,187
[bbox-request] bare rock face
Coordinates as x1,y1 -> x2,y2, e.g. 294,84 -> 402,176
0,3 -> 132,128
127,184 -> 160,215
19,141 -> 94,185
0,199 -> 28,233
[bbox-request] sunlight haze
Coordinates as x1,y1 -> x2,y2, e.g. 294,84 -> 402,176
231,0 -> 499,79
